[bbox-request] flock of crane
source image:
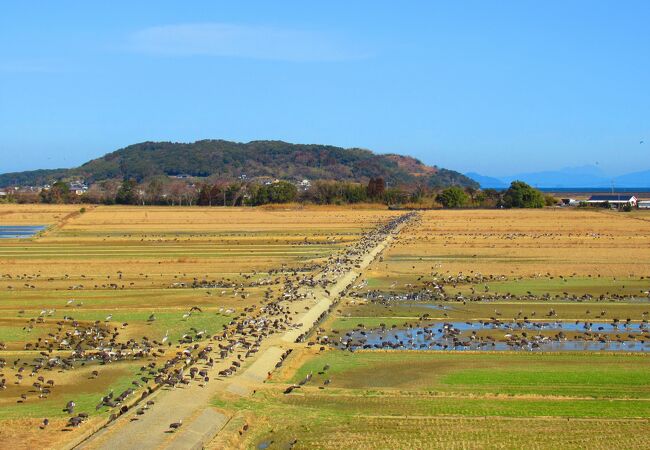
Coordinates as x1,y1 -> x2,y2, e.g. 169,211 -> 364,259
0,212 -> 416,439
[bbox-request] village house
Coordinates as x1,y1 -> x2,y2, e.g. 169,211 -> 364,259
69,182 -> 89,196
585,194 -> 637,208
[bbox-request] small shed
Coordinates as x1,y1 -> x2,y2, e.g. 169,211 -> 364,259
560,198 -> 579,206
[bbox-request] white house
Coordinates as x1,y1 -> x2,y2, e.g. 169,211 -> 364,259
586,194 -> 637,207
69,182 -> 88,196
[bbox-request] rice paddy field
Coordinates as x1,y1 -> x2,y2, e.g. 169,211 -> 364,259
0,204 -> 395,448
209,208 -> 650,450
1,205 -> 650,449
213,351 -> 650,449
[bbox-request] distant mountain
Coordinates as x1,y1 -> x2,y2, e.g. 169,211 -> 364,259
506,166 -> 610,188
613,170 -> 650,187
465,172 -> 508,189
470,165 -> 650,189
0,140 -> 478,189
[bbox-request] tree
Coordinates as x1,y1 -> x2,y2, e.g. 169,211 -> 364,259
501,181 -> 545,208
475,188 -> 501,208
383,188 -> 409,205
366,178 -> 386,200
99,179 -> 121,204
464,186 -> 477,203
268,181 -> 298,204
544,194 -> 558,206
248,184 -> 268,206
249,181 -> 298,206
197,183 -> 216,206
115,179 -> 138,205
342,183 -> 367,203
436,186 -> 469,208
308,180 -> 340,204
224,183 -> 244,206
145,178 -> 164,204
40,181 -> 71,204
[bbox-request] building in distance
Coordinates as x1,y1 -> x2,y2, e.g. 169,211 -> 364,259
585,194 -> 637,208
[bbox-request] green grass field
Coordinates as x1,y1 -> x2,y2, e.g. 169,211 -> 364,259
208,350 -> 650,449
288,351 -> 650,399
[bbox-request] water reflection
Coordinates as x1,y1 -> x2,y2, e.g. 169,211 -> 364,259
331,320 -> 650,352
0,225 -> 45,239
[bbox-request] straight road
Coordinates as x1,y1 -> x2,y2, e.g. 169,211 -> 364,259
74,214 -> 412,450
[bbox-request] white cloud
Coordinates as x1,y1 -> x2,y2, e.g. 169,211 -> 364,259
128,23 -> 369,62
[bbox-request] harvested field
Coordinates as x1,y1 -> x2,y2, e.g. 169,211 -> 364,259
217,208 -> 650,450
0,204 -> 397,448
370,209 -> 650,281
2,205 -> 649,449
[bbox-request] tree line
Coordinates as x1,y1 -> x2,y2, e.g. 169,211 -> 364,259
435,181 -> 556,208
3,177 -> 555,209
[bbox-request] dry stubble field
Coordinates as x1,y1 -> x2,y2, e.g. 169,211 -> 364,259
0,204 -> 395,449
214,209 -> 650,450
1,205 -> 650,449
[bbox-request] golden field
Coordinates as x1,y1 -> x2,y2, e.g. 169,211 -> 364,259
370,209 -> 650,282
0,204 -> 396,448
1,204 -> 650,449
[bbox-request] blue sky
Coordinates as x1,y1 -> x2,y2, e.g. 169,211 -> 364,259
1,1 -> 648,176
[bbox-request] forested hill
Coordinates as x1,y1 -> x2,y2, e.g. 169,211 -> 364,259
0,140 -> 478,188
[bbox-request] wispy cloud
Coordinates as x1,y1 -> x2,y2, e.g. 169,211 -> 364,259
128,23 -> 370,62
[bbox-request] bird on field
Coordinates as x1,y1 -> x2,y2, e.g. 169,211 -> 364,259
39,418 -> 49,429
64,400 -> 75,414
169,420 -> 183,431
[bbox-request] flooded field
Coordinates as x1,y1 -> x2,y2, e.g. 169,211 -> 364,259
2,207 -> 650,449
0,225 -> 45,239
329,320 -> 650,352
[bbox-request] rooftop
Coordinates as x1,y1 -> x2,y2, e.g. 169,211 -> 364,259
588,194 -> 636,201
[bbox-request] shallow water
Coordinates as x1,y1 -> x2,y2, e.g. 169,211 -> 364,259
0,225 -> 45,239
333,320 -> 650,352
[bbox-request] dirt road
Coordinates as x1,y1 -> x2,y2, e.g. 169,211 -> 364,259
73,214 -> 411,450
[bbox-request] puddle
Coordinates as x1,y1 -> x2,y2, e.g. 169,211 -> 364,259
0,225 -> 46,239
331,320 -> 650,352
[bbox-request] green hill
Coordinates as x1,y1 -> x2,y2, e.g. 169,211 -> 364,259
0,140 -> 477,189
